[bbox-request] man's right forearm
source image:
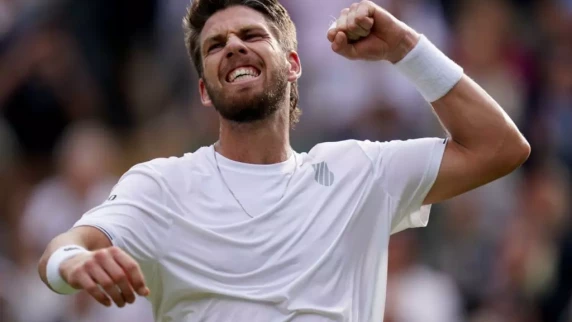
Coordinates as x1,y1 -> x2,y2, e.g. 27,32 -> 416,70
38,226 -> 112,288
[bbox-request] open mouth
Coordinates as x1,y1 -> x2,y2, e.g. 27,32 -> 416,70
226,66 -> 261,83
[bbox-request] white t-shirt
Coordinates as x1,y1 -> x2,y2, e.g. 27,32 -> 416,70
73,138 -> 447,322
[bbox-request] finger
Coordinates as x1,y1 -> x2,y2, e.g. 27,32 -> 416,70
332,32 -> 358,60
331,31 -> 345,53
88,263 -> 126,308
332,31 -> 348,54
110,247 -> 150,296
347,4 -> 369,38
97,252 -> 136,304
71,271 -> 112,307
327,21 -> 337,43
337,8 -> 360,41
355,15 -> 374,33
336,8 -> 349,33
355,1 -> 375,31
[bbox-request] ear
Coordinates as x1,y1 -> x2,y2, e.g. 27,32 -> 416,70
286,51 -> 302,83
198,78 -> 213,107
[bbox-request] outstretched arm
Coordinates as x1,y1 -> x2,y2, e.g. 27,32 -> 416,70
327,1 -> 530,205
38,226 -> 111,287
38,226 -> 149,307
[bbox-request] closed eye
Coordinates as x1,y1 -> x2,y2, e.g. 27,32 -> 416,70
244,34 -> 263,41
208,43 -> 224,53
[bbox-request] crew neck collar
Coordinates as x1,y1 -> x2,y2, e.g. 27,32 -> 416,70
211,145 -> 297,174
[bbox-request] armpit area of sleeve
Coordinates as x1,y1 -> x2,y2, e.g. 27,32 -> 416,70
71,202 -> 169,261
391,139 -> 447,234
73,213 -> 128,250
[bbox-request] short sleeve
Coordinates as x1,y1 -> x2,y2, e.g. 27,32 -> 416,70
357,138 -> 447,234
73,164 -> 173,262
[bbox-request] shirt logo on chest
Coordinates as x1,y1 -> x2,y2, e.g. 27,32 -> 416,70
312,162 -> 335,186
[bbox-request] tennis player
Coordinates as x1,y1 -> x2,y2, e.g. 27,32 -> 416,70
38,0 -> 530,321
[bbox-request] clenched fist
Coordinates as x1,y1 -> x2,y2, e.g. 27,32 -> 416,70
327,0 -> 420,63
59,246 -> 150,307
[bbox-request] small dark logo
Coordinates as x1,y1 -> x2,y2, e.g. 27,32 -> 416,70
63,247 -> 80,252
107,195 -> 117,201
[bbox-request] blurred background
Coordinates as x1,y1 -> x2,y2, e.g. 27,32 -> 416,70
0,0 -> 571,321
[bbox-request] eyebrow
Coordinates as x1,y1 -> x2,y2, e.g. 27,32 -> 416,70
202,25 -> 268,52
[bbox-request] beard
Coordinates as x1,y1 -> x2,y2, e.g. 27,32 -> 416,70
203,65 -> 289,123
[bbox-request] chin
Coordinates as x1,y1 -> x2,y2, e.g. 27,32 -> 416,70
215,97 -> 278,123
229,85 -> 266,101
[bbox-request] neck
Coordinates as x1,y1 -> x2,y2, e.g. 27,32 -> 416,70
216,108 -> 291,164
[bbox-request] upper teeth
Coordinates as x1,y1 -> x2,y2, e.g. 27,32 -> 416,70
228,67 -> 259,82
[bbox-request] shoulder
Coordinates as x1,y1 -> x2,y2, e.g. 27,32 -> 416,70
129,146 -> 211,178
117,146 -> 212,195
305,140 -> 382,166
305,138 -> 445,170
307,140 -> 368,159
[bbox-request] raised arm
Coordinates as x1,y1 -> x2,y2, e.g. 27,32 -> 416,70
327,0 -> 530,205
422,75 -> 529,204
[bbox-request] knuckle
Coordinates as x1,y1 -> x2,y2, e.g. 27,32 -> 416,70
69,267 -> 84,280
101,280 -> 114,289
109,246 -> 122,255
340,8 -> 349,14
83,259 -> 97,270
94,250 -> 107,261
67,274 -> 82,287
111,273 -> 126,284
85,285 -> 100,293
124,262 -> 138,272
67,272 -> 79,284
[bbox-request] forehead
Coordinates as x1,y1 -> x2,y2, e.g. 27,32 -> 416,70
201,6 -> 273,42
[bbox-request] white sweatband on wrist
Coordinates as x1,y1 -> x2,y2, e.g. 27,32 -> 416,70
46,245 -> 88,294
395,35 -> 464,102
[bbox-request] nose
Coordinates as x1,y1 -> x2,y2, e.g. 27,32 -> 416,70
225,35 -> 248,59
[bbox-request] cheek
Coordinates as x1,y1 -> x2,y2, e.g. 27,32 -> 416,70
261,53 -> 286,75
202,57 -> 221,84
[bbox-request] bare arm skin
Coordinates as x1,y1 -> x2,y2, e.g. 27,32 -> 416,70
327,1 -> 530,205
424,75 -> 530,204
38,226 -> 150,307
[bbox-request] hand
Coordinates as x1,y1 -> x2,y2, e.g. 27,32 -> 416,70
327,0 -> 420,63
59,246 -> 150,308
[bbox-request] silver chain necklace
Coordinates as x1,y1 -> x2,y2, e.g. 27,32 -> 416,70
213,145 -> 298,218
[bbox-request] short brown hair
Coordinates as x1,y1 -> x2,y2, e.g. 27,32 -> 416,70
183,0 -> 301,125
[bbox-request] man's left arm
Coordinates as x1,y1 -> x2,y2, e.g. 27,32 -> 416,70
328,1 -> 530,206
422,74 -> 530,205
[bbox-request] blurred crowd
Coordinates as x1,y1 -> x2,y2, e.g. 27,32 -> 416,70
0,0 -> 571,321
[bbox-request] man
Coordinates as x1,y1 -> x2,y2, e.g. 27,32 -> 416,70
38,0 -> 530,321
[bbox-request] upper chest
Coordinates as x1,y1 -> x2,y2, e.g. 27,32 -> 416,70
164,166 -> 385,276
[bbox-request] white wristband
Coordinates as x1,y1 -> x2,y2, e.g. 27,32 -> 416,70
395,35 -> 464,102
46,245 -> 89,294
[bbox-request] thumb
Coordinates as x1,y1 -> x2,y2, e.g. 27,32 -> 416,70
327,20 -> 338,43
331,32 -> 357,59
